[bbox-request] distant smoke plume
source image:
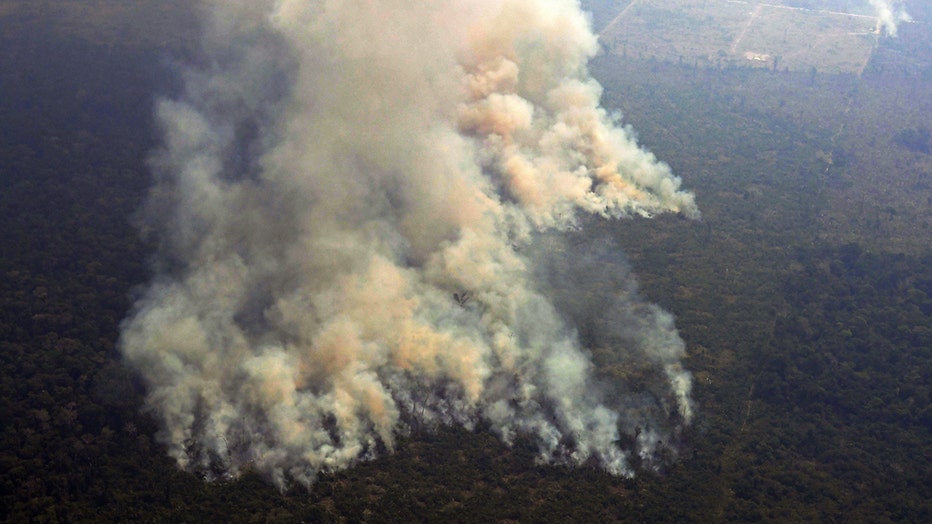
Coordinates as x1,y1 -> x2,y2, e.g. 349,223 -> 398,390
121,0 -> 698,489
869,0 -> 911,36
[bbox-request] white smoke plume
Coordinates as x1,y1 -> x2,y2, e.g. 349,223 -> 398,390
869,0 -> 911,36
120,0 -> 698,489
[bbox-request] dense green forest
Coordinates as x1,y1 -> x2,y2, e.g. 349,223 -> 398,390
1,2 -> 930,522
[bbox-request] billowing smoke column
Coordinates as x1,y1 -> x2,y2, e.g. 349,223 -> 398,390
121,0 -> 698,489
869,0 -> 911,36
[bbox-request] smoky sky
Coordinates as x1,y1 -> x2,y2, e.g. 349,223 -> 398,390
120,0 -> 699,490
869,0 -> 911,36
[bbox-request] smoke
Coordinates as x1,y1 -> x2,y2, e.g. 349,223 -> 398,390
120,0 -> 698,489
869,0 -> 911,36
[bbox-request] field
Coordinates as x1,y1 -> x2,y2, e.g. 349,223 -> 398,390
600,0 -> 880,74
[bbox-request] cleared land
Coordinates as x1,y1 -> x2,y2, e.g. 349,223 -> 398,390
601,0 -> 880,74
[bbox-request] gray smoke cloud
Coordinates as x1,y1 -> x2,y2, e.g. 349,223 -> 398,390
120,0 -> 698,490
869,0 -> 911,36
